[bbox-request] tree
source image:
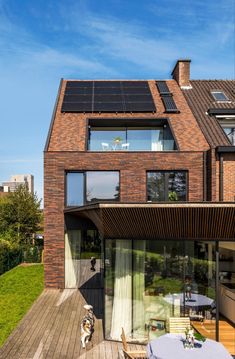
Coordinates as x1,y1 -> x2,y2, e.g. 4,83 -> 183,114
0,185 -> 42,245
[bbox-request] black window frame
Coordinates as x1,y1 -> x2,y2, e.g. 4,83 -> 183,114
87,118 -> 177,152
65,170 -> 120,207
146,170 -> 188,202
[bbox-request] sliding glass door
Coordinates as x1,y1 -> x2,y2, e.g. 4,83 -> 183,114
65,229 -> 101,289
105,239 -> 216,343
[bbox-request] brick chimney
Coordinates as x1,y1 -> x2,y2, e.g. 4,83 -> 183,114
171,59 -> 191,88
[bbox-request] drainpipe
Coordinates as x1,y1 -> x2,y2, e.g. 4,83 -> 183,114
219,154 -> 224,202
216,240 -> 219,342
203,152 -> 207,201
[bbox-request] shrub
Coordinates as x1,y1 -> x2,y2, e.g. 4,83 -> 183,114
0,239 -> 22,275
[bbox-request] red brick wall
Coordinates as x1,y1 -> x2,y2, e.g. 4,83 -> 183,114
44,78 -> 210,288
216,153 -> 235,202
48,80 -> 209,152
44,151 -> 206,288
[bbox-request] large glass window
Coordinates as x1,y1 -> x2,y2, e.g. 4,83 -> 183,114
66,172 -> 84,206
66,171 -> 119,206
86,171 -> 119,203
105,239 -> 216,343
147,171 -> 187,202
88,125 -> 175,151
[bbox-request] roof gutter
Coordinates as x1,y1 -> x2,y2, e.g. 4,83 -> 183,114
216,146 -> 235,153
208,108 -> 235,116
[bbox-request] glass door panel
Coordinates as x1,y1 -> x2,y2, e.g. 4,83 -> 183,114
105,239 -> 216,343
65,230 -> 81,288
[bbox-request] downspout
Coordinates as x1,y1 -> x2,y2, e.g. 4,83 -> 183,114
203,151 -> 207,201
219,154 -> 224,202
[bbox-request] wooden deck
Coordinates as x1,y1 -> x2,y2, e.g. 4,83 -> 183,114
0,288 -> 145,359
192,319 -> 235,355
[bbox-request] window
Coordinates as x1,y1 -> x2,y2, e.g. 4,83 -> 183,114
66,171 -> 119,206
147,171 -> 187,202
211,91 -> 229,102
223,127 -> 235,145
219,120 -> 235,145
66,172 -> 84,206
86,171 -> 119,203
88,125 -> 175,151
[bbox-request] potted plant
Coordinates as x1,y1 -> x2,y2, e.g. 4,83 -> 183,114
168,191 -> 178,201
113,136 -> 123,144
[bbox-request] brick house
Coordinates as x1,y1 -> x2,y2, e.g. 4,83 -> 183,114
44,60 -> 235,344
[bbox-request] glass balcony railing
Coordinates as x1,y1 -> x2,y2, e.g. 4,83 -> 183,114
88,127 -> 176,151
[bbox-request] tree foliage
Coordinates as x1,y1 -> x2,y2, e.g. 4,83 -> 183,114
0,185 -> 42,245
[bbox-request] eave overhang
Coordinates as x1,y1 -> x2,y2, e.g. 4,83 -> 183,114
216,146 -> 235,153
208,108 -> 235,116
65,203 -> 235,241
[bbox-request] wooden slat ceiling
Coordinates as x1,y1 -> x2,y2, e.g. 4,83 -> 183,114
65,203 -> 235,240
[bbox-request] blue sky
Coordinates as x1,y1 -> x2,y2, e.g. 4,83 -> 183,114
0,0 -> 234,202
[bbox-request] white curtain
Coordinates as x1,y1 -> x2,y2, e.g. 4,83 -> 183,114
65,230 -> 81,288
133,241 -> 146,337
151,129 -> 163,151
110,240 -> 132,340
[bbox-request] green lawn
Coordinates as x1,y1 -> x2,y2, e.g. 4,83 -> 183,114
0,264 -> 44,347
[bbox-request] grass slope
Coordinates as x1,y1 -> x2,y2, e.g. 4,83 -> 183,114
0,264 -> 44,347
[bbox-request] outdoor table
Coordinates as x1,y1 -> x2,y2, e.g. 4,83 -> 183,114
147,333 -> 232,359
164,293 -> 214,308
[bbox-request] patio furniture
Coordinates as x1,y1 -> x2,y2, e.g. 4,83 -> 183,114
120,328 -> 147,359
101,142 -> 109,150
122,143 -> 130,150
147,333 -> 232,359
169,317 -> 190,334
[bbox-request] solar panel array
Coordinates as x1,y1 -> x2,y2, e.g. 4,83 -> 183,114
156,81 -> 179,113
61,81 -> 156,113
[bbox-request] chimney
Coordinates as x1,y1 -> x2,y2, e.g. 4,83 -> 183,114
171,59 -> 191,88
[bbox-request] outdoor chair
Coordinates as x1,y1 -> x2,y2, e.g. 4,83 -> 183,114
120,328 -> 147,359
169,316 -> 190,334
121,143 -> 130,150
101,142 -> 109,151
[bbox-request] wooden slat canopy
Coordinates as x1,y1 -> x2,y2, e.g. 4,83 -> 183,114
65,203 -> 235,240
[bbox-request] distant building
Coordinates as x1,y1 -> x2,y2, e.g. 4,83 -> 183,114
2,174 -> 34,193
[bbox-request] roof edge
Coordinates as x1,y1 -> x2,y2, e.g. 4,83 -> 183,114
216,146 -> 235,153
44,78 -> 63,152
64,202 -> 235,214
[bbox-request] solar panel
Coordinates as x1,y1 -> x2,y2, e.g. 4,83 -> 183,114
94,102 -> 124,112
61,102 -> 92,112
125,102 -> 156,112
155,81 -> 179,113
61,80 -> 156,113
94,94 -> 123,102
94,81 -> 121,88
156,81 -> 171,95
63,95 -> 92,102
65,87 -> 93,95
161,95 -> 179,113
66,81 -> 93,88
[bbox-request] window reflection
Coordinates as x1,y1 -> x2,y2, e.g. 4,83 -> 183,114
147,171 -> 187,202
105,239 -> 216,343
66,172 -> 84,206
86,171 -> 120,203
66,171 -> 120,206
89,126 -> 175,151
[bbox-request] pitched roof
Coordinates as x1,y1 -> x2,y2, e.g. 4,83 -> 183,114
182,80 -> 235,148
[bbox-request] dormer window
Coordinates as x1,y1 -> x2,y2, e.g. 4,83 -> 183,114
219,119 -> 235,145
211,91 -> 229,102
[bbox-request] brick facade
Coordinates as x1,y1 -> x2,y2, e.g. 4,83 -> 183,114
215,153 -> 235,202
45,75 -> 232,289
